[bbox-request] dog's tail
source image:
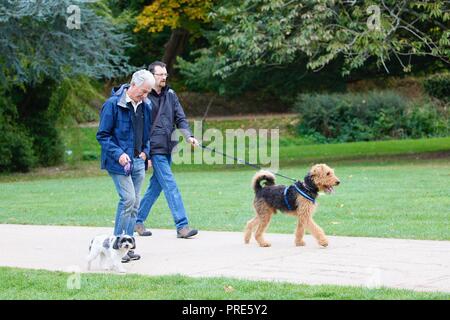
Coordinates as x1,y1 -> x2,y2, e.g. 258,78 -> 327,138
252,170 -> 275,193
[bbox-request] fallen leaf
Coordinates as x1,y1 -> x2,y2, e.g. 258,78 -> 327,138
224,285 -> 235,293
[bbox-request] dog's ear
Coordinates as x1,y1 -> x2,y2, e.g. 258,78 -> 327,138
310,164 -> 325,178
131,237 -> 136,250
112,236 -> 120,250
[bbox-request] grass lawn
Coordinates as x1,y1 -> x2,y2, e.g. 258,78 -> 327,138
1,267 -> 448,300
1,134 -> 449,300
0,158 -> 449,240
61,126 -> 450,165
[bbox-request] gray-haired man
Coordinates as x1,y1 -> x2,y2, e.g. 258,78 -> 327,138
97,70 -> 155,262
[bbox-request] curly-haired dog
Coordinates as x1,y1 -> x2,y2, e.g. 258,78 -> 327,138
244,164 -> 340,248
86,234 -> 136,273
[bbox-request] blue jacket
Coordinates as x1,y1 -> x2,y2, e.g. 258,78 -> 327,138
96,84 -> 152,175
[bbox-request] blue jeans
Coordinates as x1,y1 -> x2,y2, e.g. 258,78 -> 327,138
109,157 -> 145,236
136,154 -> 189,230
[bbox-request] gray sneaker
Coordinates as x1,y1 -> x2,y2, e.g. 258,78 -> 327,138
135,223 -> 152,236
122,250 -> 140,263
177,226 -> 198,239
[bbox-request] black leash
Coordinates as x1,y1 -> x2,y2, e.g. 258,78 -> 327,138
199,143 -> 297,182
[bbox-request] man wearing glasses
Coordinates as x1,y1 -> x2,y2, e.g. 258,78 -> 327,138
135,61 -> 199,239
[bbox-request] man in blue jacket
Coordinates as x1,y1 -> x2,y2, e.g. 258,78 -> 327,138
135,61 -> 199,239
97,69 -> 155,262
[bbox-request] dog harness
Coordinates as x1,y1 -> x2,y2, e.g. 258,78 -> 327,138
283,183 -> 316,211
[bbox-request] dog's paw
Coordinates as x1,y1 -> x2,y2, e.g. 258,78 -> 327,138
259,242 -> 272,247
295,240 -> 306,247
319,238 -> 329,247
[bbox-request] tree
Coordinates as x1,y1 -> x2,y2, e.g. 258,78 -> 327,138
0,0 -> 132,87
135,0 -> 214,73
0,0 -> 133,170
179,0 -> 450,82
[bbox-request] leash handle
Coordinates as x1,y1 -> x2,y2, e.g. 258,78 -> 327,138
199,143 -> 296,182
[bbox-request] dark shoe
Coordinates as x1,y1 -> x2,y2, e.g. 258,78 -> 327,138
121,254 -> 130,263
135,223 -> 152,236
177,226 -> 198,239
122,250 -> 140,263
127,250 -> 141,260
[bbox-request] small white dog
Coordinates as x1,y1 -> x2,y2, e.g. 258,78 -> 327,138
86,234 -> 136,273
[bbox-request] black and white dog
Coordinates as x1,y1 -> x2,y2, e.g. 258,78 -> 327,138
86,235 -> 136,273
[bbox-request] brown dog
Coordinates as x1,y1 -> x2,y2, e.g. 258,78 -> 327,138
244,164 -> 340,247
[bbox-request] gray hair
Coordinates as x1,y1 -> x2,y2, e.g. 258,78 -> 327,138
131,69 -> 155,87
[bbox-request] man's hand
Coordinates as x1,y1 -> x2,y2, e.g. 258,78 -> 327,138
147,159 -> 152,167
139,152 -> 147,161
119,153 -> 131,166
187,137 -> 199,147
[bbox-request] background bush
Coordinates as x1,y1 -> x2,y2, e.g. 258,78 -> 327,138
0,95 -> 37,172
50,77 -> 104,125
423,73 -> 450,102
295,91 -> 449,142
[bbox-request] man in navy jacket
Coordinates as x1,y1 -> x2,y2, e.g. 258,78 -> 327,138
135,61 -> 199,239
97,69 -> 155,263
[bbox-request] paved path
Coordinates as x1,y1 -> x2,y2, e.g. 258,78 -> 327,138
1,224 -> 449,293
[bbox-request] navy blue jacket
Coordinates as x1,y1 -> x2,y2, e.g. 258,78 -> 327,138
96,84 -> 152,175
148,86 -> 192,155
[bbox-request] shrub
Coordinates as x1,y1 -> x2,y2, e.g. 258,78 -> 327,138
25,112 -> 65,166
423,73 -> 450,102
294,91 -> 449,142
403,102 -> 449,138
0,95 -> 37,172
49,76 -> 104,125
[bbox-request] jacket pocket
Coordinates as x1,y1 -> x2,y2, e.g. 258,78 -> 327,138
116,120 -> 131,141
150,129 -> 168,151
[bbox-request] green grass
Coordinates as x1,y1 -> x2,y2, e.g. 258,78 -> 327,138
61,126 -> 450,165
0,159 -> 449,240
279,137 -> 450,164
0,267 -> 448,300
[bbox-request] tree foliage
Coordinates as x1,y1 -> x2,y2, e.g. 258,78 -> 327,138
0,0 -> 133,89
135,0 -> 213,34
0,0 -> 134,171
179,0 -> 450,83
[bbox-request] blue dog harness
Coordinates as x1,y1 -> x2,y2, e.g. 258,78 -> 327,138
283,183 -> 316,211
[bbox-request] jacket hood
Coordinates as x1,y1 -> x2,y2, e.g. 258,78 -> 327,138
150,85 -> 171,97
111,83 -> 152,109
111,84 -> 130,97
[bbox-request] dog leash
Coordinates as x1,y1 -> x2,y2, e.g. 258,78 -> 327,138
199,143 -> 297,182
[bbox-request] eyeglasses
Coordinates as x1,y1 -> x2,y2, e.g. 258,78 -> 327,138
153,73 -> 169,78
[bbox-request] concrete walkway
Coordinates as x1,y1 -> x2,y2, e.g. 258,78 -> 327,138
1,224 -> 449,293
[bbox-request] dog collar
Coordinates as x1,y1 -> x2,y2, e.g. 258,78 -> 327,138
293,184 -> 316,204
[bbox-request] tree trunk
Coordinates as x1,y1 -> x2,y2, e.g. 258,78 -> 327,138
162,28 -> 190,75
